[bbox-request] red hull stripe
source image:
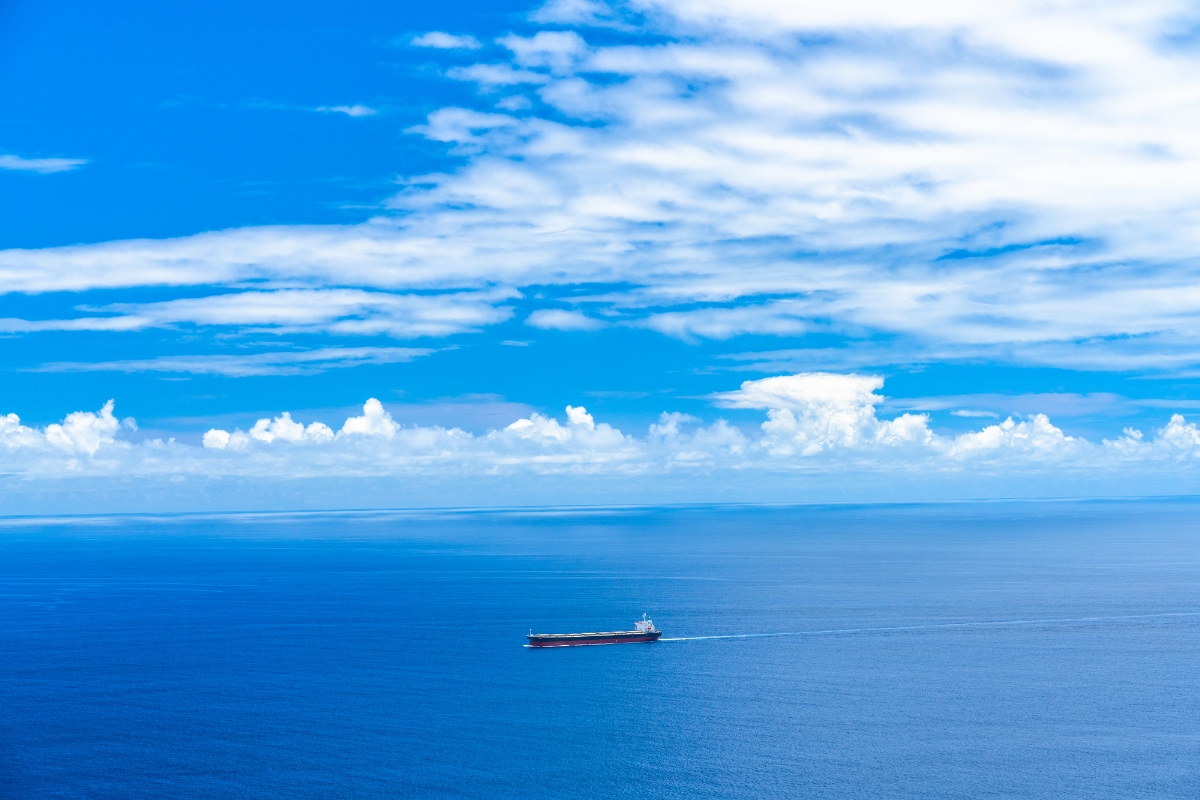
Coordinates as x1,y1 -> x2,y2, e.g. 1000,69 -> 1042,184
528,633 -> 661,647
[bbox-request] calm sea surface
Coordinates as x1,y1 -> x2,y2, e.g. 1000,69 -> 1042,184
3,501 -> 1200,798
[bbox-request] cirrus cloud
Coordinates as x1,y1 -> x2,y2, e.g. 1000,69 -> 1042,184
316,104 -> 377,117
33,347 -> 436,377
0,288 -> 517,339
3,0 -> 1200,373
412,31 -> 483,50
0,154 -> 87,174
525,308 -> 605,331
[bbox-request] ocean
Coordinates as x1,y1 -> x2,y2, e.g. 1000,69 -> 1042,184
3,501 -> 1200,798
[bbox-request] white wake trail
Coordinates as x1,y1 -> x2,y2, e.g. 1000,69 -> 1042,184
659,611 -> 1200,642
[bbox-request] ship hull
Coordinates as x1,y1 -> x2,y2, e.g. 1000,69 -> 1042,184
527,631 -> 662,647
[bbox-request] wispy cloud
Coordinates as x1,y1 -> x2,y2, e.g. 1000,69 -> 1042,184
34,347 -> 435,377
890,393 -> 1133,420
0,154 -> 87,173
531,0 -> 619,27
3,2 -> 1200,372
0,288 -> 517,338
446,64 -> 551,86
315,104 -> 377,117
641,302 -> 809,342
411,31 -> 482,50
526,309 -> 604,331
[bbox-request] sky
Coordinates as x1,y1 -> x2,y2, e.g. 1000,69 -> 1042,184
5,0 -> 1200,512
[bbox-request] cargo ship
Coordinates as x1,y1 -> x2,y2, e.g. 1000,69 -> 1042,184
527,614 -> 661,647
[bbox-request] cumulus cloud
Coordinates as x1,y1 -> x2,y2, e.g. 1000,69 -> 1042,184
204,411 -> 334,449
1155,414 -> 1200,450
201,429 -> 231,449
715,373 -> 883,412
252,413 -> 335,443
1,400 -> 126,461
716,373 -> 933,455
340,398 -> 400,439
44,400 -> 121,455
715,373 -> 1094,460
0,154 -> 87,173
203,400 -> 396,450
7,375 -> 1200,486
948,415 -> 1076,458
500,404 -> 629,451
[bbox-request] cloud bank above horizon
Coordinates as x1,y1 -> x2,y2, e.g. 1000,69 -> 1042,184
5,374 -> 1199,485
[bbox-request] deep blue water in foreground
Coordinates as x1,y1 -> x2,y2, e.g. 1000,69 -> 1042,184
3,501 -> 1200,798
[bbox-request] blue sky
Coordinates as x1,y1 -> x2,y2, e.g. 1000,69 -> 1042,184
5,0 -> 1200,511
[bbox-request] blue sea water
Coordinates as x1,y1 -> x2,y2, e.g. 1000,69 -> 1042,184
3,501 -> 1200,798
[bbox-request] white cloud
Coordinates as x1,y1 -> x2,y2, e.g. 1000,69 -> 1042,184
316,104 -> 377,117
6,2 -> 1200,370
447,63 -> 552,86
203,400 -> 396,449
0,414 -> 42,450
499,404 -> 629,450
714,372 -> 884,413
649,411 -> 699,439
0,154 -> 87,174
34,347 -> 435,377
715,373 -> 932,455
496,95 -> 532,111
202,415 -> 333,449
43,400 -> 121,455
340,398 -> 400,439
526,309 -> 605,330
8,374 -> 1200,485
948,414 -> 1076,458
531,0 -> 616,26
250,412 -> 335,443
201,429 -> 231,449
412,31 -> 483,49
1156,414 -> 1200,450
648,411 -> 747,466
641,302 -> 808,341
408,108 -> 522,143
1,400 -> 126,460
500,32 -> 588,72
0,288 -> 516,338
